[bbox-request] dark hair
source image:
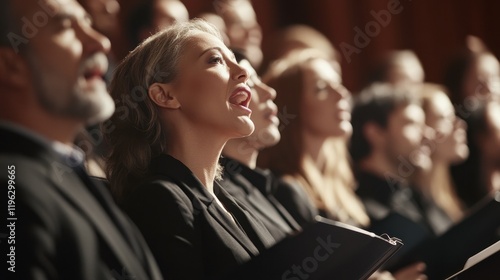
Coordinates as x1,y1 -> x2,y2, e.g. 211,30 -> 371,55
444,48 -> 478,106
126,0 -> 155,49
349,83 -> 420,163
444,35 -> 496,107
365,50 -> 422,86
450,103 -> 490,208
232,48 -> 248,63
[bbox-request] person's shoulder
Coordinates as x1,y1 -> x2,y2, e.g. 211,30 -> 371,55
135,179 -> 192,201
279,174 -> 299,185
0,153 -> 54,194
0,155 -> 80,234
276,175 -> 304,194
274,175 -> 311,204
123,178 -> 199,221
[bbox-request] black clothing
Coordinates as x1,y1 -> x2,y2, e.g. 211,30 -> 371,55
355,169 -> 453,236
122,154 -> 276,280
219,157 -> 300,241
0,127 -> 162,280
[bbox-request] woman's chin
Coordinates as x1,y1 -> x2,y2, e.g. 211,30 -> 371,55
450,145 -> 470,164
332,122 -> 353,138
230,118 -> 255,139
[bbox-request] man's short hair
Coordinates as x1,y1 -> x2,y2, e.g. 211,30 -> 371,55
126,0 -> 155,48
349,83 -> 421,163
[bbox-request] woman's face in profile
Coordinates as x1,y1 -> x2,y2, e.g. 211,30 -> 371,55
239,59 -> 281,149
425,92 -> 469,164
168,31 -> 255,138
463,53 -> 500,100
300,58 -> 352,138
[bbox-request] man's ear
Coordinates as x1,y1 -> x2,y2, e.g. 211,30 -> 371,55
363,122 -> 385,148
0,48 -> 29,88
148,83 -> 181,109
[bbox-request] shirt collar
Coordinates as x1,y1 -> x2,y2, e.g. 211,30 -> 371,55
220,155 -> 274,194
0,121 -> 85,166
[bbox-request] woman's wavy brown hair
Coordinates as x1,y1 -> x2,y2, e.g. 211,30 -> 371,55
104,19 -> 222,203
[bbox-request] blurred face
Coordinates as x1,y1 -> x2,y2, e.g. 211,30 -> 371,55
201,13 -> 230,46
223,1 -> 262,67
387,57 -> 424,86
77,0 -> 120,36
425,93 -> 469,164
153,0 -> 189,31
239,59 -> 280,149
17,0 -> 114,125
300,58 -> 351,138
170,31 -> 253,138
383,104 -> 431,170
463,53 -> 500,100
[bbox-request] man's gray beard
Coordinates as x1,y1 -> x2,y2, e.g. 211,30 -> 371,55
26,50 -> 115,126
37,82 -> 114,125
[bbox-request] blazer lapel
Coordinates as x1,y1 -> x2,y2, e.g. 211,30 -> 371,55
231,173 -> 292,232
205,197 -> 261,257
47,163 -> 151,280
151,155 -> 262,257
214,184 -> 275,251
234,163 -> 302,232
180,179 -> 262,257
0,127 -> 160,279
88,177 -> 163,280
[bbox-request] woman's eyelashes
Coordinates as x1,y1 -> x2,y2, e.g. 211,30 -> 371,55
53,14 -> 76,31
315,80 -> 329,94
208,55 -> 224,65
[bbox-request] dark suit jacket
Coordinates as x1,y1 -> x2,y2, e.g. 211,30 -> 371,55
355,169 -> 453,236
122,154 -> 276,280
0,127 -> 162,280
219,157 -> 300,241
271,176 -> 319,228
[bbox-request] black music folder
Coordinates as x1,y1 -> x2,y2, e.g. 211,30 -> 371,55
445,240 -> 500,280
220,216 -> 403,280
366,211 -> 432,266
387,191 -> 500,279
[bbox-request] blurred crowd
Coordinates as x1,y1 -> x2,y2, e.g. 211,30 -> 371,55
84,0 -> 500,222
1,0 -> 499,280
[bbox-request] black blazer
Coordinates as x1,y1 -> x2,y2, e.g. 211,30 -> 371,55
272,176 -> 319,228
122,154 -> 276,280
355,169 -> 453,235
219,156 -> 300,241
0,127 -> 162,280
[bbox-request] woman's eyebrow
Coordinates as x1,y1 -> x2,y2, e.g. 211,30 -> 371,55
199,47 -> 222,57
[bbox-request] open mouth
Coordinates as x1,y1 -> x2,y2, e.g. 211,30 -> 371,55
83,68 -> 105,81
229,86 -> 252,110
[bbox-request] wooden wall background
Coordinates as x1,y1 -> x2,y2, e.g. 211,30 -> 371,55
176,0 -> 499,92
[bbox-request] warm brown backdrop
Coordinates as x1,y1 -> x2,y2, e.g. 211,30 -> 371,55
180,0 -> 500,92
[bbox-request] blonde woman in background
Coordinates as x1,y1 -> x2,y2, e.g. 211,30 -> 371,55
258,49 -> 428,280
258,49 -> 369,227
